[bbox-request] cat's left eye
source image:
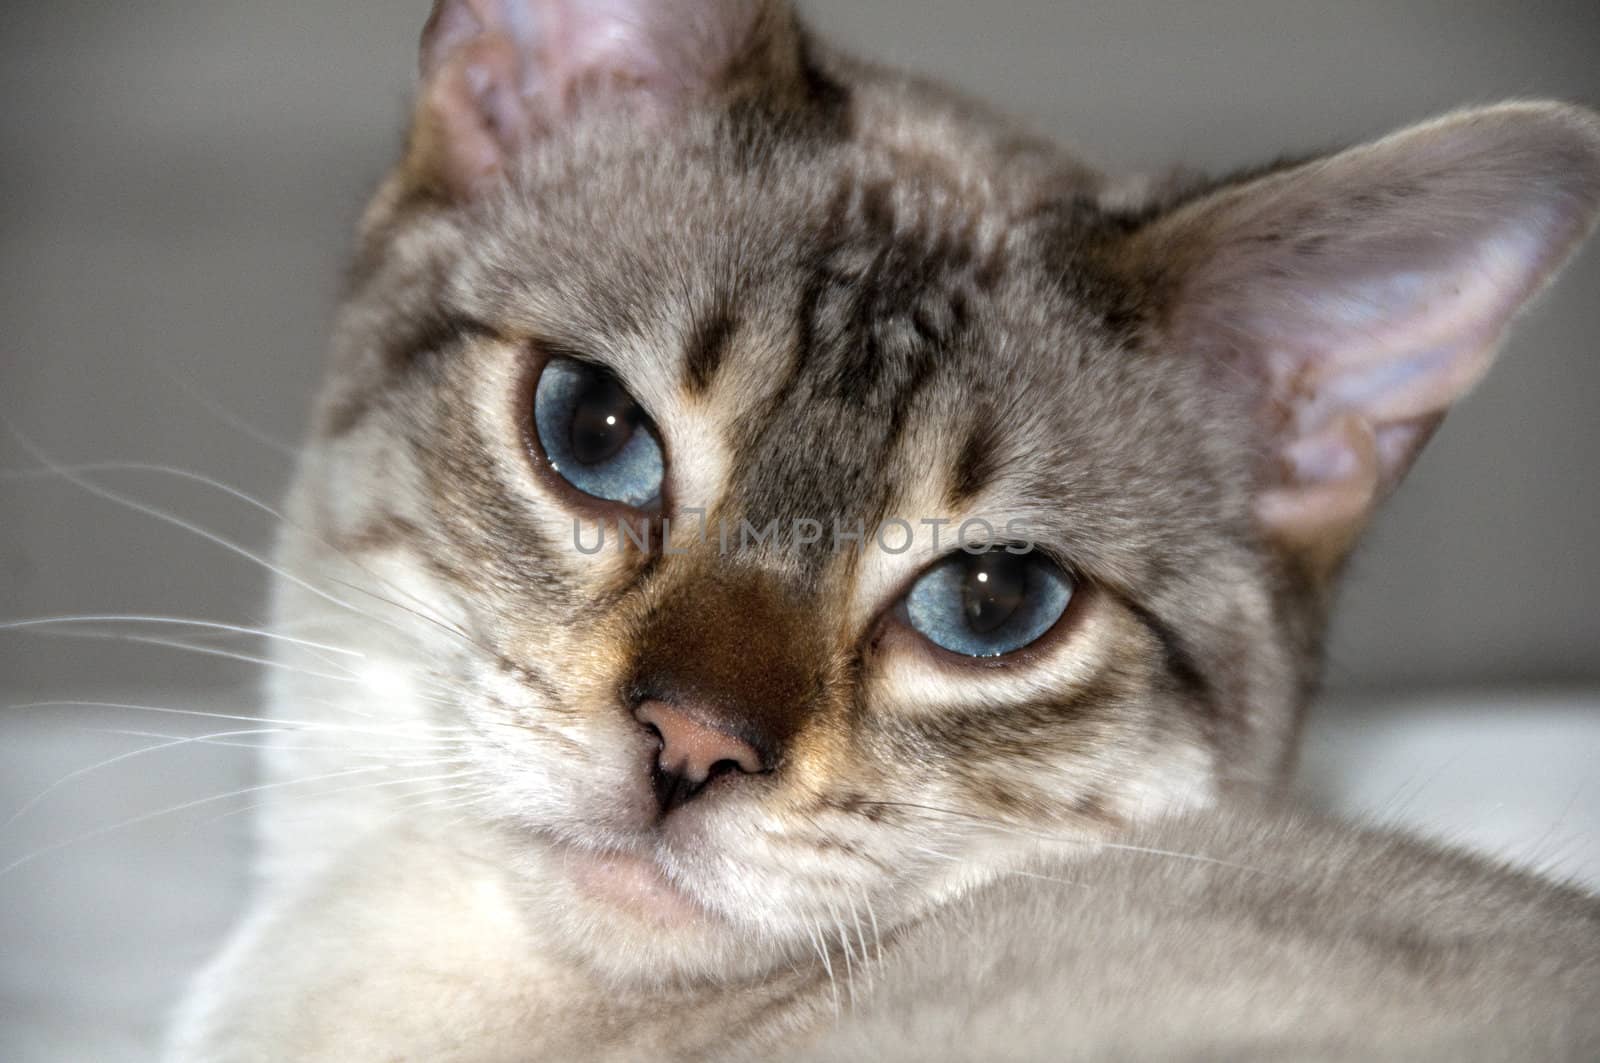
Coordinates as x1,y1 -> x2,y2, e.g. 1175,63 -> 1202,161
532,356 -> 664,509
902,549 -> 1074,659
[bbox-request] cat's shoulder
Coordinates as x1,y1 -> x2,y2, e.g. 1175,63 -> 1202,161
796,802 -> 1600,1061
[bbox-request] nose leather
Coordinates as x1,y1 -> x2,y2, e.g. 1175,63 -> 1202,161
635,699 -> 763,811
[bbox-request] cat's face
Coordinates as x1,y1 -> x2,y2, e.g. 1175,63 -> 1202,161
269,0 -> 1600,978
293,114 -> 1275,972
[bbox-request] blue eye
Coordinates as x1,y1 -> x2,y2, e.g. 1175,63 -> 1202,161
532,357 -> 664,509
903,549 -> 1073,658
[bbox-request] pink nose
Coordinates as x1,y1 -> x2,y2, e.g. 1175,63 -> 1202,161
634,699 -> 764,811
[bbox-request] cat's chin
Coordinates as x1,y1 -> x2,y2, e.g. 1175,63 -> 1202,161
560,845 -> 712,930
518,834 -> 807,984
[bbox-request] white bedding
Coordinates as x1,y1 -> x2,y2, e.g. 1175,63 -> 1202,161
2,688 -> 1596,1061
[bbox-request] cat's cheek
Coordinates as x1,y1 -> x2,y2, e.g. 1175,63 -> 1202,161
452,662 -> 648,830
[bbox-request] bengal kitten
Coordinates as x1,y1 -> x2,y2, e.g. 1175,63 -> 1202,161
169,1 -> 1600,1059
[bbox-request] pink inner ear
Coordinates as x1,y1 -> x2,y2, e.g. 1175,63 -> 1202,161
416,32 -> 533,196
1261,220 -> 1560,439
1148,103 -> 1600,555
530,0 -> 681,98
421,0 -> 492,78
1241,220 -> 1557,544
414,0 -> 776,197
1257,413 -> 1382,564
423,0 -> 766,108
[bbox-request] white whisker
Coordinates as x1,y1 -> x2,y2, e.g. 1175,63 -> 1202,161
0,435 -> 486,660
802,916 -> 840,1022
36,630 -> 367,684
197,767 -> 485,828
7,699 -> 473,737
0,764 -> 392,879
1,726 -> 290,831
826,897 -> 857,1011
0,614 -> 365,657
882,801 -> 1276,881
847,892 -> 872,990
153,364 -> 303,459
1,433 -> 386,627
861,884 -> 883,969
87,725 -> 471,755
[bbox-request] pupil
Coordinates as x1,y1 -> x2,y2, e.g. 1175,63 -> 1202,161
962,552 -> 1027,635
569,373 -> 638,466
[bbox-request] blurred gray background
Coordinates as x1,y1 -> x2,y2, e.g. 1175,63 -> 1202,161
2,0 -> 1598,696
2,4 -> 1598,1059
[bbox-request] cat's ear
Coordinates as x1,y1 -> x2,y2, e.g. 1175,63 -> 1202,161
1123,103 -> 1600,569
407,0 -> 807,199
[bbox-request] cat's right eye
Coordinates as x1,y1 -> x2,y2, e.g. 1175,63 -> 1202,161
531,356 -> 665,509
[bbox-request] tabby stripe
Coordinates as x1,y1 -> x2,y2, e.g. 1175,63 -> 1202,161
683,305 -> 738,395
1123,597 -> 1220,724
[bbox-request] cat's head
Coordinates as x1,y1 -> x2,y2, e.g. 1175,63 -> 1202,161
278,0 -> 1600,978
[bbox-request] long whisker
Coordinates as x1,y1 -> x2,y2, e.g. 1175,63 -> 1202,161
862,885 -> 883,968
865,799 -> 1275,879
301,693 -> 382,722
827,896 -> 857,1011
34,630 -> 368,685
802,917 -> 840,1022
0,614 -> 365,657
1,726 -> 290,831
6,699 -> 474,737
0,436 -> 500,684
391,781 -> 495,817
21,626 -> 468,712
911,843 -> 1086,891
0,764 -> 393,879
323,572 -> 497,661
196,767 -> 485,828
152,364 -> 303,459
0,430 -> 393,632
0,457 -> 490,657
88,726 -> 471,755
847,891 -> 872,989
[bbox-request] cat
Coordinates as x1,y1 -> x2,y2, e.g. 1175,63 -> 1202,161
167,0 -> 1600,1059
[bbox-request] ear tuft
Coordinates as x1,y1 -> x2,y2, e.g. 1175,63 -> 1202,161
1127,102 -> 1600,568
